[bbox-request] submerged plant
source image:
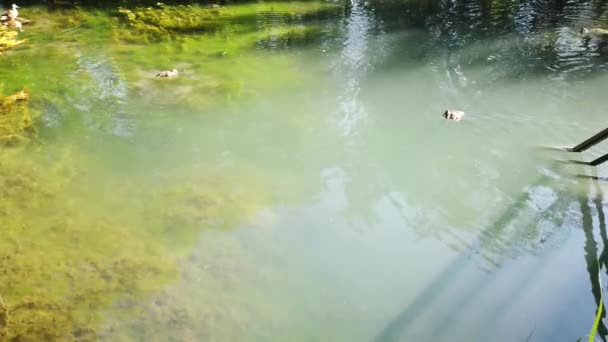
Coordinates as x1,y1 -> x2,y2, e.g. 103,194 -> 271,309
0,149 -> 179,341
588,265 -> 604,342
113,2 -> 339,44
0,294 -> 6,331
114,5 -> 224,43
589,296 -> 604,342
0,26 -> 24,54
0,141 -> 274,340
0,89 -> 36,146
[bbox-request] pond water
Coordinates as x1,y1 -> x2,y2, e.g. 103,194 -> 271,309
1,0 -> 608,341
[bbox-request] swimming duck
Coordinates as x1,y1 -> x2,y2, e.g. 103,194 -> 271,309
443,110 -> 464,121
156,69 -> 178,78
580,27 -> 608,36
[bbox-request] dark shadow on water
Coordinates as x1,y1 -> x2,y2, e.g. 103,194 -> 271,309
556,159 -> 591,165
373,161 -> 567,341
375,161 -> 608,341
580,179 -> 608,342
372,249 -> 474,342
536,145 -> 574,152
376,0 -> 608,83
575,175 -> 608,182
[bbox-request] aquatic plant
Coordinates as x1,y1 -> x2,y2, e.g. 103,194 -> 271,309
587,262 -> 604,342
0,139 -> 274,340
0,295 -> 6,330
0,146 -> 174,340
0,26 -> 24,54
257,25 -> 323,49
589,297 -> 604,342
0,3 -> 327,339
113,2 -> 339,43
139,166 -> 271,248
0,89 -> 36,146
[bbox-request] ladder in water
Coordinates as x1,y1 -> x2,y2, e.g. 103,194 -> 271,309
568,128 -> 608,166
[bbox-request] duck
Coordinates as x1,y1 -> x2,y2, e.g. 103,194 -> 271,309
443,110 -> 464,121
580,27 -> 608,36
156,69 -> 178,78
0,4 -> 18,23
3,18 -> 22,31
6,4 -> 18,19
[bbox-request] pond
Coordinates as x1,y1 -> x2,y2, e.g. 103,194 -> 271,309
0,0 -> 608,340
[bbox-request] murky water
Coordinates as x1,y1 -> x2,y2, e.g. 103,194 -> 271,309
1,0 -> 608,341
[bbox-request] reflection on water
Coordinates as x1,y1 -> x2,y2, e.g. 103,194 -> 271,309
1,0 -> 608,340
333,0 -> 374,135
581,180 -> 608,342
74,54 -> 134,136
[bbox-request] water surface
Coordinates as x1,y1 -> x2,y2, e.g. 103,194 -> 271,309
1,0 -> 608,341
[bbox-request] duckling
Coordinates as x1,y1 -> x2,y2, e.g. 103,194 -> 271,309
580,27 -> 608,36
156,69 -> 178,78
443,110 -> 464,121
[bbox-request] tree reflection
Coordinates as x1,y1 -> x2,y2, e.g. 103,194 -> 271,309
368,0 -> 608,80
580,180 -> 608,342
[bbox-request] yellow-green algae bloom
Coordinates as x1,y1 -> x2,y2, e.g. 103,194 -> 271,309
0,26 -> 24,54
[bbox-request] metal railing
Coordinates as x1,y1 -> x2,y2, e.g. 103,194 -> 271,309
569,128 -> 608,166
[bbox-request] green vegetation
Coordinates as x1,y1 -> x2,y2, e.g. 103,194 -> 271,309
0,1 -> 336,340
0,90 -> 35,146
0,4 -> 305,339
590,297 -> 604,342
588,263 -> 604,342
0,26 -> 24,54
113,1 -> 338,43
0,144 -> 272,340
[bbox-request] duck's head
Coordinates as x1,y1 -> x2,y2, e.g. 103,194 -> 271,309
442,110 -> 449,119
11,4 -> 19,9
580,27 -> 589,34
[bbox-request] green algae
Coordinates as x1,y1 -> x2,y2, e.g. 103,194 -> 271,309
113,1 -> 339,43
0,4 -> 331,339
257,25 -> 323,48
0,148 -> 171,341
0,295 -> 6,331
0,138 -> 274,340
0,3 -> 332,119
0,89 -> 36,146
99,233 -> 256,341
0,26 -> 24,54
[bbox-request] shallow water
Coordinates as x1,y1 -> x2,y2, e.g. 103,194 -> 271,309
1,0 -> 608,341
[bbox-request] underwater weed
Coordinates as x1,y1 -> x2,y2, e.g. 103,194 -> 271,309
0,26 -> 24,54
0,89 -> 36,146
